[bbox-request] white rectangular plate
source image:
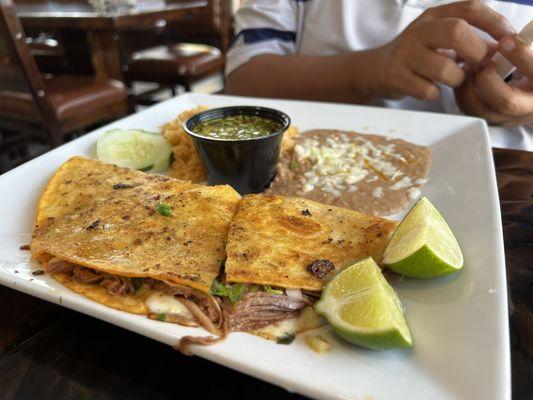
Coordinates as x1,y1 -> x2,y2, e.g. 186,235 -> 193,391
0,93 -> 509,400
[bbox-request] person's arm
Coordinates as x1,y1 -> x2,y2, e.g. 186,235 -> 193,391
225,50 -> 383,104
226,1 -> 514,104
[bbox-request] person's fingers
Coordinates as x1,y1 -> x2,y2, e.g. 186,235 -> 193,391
475,63 -> 533,116
484,40 -> 499,59
417,18 -> 488,65
422,0 -> 515,40
410,46 -> 465,87
507,76 -> 531,90
396,71 -> 440,101
437,48 -> 458,61
455,77 -> 509,124
497,35 -> 533,81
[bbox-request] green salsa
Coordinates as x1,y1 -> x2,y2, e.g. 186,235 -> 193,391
193,115 -> 282,140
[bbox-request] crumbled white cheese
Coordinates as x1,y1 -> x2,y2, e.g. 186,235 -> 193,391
390,176 -> 413,190
295,134 -> 415,196
407,187 -> 421,200
372,187 -> 384,198
369,159 -> 402,179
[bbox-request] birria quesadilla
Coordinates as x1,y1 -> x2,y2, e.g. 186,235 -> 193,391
30,157 -> 397,351
30,157 -> 241,351
223,194 -> 397,338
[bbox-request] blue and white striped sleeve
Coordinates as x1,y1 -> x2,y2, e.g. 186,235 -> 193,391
225,0 -> 298,76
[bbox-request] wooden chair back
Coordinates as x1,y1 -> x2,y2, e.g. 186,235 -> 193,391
166,0 -> 233,52
0,0 -> 57,128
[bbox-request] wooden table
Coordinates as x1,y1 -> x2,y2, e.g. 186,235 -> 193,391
0,148 -> 531,399
15,0 -> 208,80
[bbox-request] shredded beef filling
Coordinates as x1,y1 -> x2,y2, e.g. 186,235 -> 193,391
45,258 -> 320,354
48,258 -> 136,296
225,291 -> 313,332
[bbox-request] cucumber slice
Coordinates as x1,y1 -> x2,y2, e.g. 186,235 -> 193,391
96,129 -> 173,173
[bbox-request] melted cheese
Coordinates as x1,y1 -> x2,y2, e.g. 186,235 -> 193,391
145,292 -> 193,318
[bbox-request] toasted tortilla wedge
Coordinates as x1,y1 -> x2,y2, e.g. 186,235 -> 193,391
52,272 -> 152,314
225,194 -> 397,291
31,156 -> 241,296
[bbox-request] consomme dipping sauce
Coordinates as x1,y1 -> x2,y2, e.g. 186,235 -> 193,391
192,114 -> 283,140
184,106 -> 291,194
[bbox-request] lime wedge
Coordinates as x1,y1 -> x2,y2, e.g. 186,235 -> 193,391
315,258 -> 412,350
382,197 -> 464,278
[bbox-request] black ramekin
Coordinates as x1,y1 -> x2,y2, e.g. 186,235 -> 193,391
184,106 -> 291,194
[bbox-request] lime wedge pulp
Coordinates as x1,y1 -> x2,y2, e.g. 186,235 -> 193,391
315,257 -> 412,350
382,197 -> 464,278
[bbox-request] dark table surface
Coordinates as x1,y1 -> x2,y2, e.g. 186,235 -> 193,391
0,148 -> 531,400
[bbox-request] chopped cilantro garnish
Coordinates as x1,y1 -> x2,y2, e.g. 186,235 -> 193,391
155,202 -> 171,216
289,160 -> 299,170
210,279 -> 228,297
264,285 -> 284,295
157,313 -> 166,321
211,280 -> 245,303
248,285 -> 261,292
228,283 -> 245,303
277,332 -> 295,345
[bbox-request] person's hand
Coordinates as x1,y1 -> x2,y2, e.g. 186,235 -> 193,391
373,0 -> 514,101
454,35 -> 533,126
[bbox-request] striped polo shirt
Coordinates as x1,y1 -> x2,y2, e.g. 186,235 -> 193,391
226,0 -> 533,151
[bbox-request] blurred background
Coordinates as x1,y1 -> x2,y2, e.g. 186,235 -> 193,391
0,0 -> 241,173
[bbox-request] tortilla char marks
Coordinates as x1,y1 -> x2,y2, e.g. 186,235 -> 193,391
307,259 -> 335,279
225,194 -> 397,291
113,183 -> 134,190
363,220 -> 396,241
278,214 -> 322,236
228,247 -> 260,264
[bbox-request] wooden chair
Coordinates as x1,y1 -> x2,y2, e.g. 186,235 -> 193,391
0,0 -> 129,147
125,0 -> 232,103
26,32 -> 69,74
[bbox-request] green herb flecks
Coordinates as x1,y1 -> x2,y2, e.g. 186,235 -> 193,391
193,115 -> 282,140
211,279 -> 245,303
210,279 -> 228,297
289,160 -> 299,170
277,332 -> 295,345
155,202 -> 171,216
228,283 -> 245,303
264,285 -> 284,295
157,313 -> 166,321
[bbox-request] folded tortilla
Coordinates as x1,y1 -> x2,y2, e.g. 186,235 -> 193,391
225,194 -> 397,291
31,156 -> 241,314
